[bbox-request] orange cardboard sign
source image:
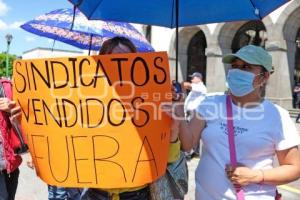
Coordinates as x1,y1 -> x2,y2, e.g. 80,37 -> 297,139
13,52 -> 171,188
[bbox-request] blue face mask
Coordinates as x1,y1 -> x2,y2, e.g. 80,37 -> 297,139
227,69 -> 257,97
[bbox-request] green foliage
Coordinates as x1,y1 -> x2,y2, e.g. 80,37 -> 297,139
0,53 -> 17,77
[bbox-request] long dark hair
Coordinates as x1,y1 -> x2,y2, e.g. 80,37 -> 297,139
99,37 -> 137,54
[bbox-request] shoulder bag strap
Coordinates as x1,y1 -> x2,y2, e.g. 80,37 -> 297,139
226,95 -> 245,200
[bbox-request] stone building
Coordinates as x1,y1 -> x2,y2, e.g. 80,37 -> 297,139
146,0 -> 300,109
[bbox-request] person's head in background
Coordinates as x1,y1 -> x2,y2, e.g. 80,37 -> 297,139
99,36 -> 137,55
189,72 -> 203,84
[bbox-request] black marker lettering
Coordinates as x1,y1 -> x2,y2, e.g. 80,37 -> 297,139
131,57 -> 149,86
153,56 -> 167,84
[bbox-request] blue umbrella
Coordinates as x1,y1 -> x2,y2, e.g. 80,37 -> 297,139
68,0 -> 289,28
20,8 -> 154,53
68,0 -> 290,79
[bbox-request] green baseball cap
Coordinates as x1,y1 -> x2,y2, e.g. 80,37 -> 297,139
222,45 -> 273,72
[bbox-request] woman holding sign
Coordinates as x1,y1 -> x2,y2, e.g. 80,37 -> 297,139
81,37 -> 182,200
0,78 -> 23,200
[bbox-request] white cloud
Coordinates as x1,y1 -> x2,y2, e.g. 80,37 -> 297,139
0,0 -> 9,16
9,21 -> 24,29
0,19 -> 7,30
25,36 -> 35,42
0,20 -> 24,31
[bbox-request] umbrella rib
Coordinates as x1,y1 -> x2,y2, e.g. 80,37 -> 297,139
88,0 -> 105,19
70,6 -> 76,30
72,0 -> 84,7
249,0 -> 262,19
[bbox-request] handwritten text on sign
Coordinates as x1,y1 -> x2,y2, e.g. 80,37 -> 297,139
13,52 -> 171,188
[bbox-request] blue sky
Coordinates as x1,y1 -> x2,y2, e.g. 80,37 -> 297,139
0,0 -> 79,56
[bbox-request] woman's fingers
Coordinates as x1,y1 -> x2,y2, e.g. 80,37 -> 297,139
27,160 -> 35,169
10,106 -> 22,122
225,165 -> 257,186
26,154 -> 35,169
0,98 -> 12,112
225,164 -> 241,185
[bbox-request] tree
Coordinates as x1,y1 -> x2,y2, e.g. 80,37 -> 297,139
0,52 -> 17,77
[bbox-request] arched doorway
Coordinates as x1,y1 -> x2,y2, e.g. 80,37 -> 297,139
295,28 -> 300,82
187,30 -> 207,83
232,21 -> 267,53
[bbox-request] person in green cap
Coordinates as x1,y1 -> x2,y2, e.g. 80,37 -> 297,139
167,45 -> 300,199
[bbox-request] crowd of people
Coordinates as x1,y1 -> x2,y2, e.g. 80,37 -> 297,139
1,37 -> 300,200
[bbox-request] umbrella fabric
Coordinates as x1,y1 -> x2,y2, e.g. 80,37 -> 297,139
68,0 -> 290,28
68,0 -> 290,80
21,8 -> 154,52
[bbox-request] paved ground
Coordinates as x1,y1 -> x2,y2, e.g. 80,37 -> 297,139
14,118 -> 300,200
15,153 -> 48,200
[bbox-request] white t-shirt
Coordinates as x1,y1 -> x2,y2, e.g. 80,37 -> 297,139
184,82 -> 207,112
195,94 -> 300,200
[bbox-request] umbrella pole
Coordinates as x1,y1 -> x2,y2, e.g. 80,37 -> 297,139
88,34 -> 93,55
175,0 -> 179,81
51,40 -> 56,52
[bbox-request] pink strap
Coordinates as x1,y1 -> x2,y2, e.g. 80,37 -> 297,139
226,95 -> 245,200
226,95 -> 237,166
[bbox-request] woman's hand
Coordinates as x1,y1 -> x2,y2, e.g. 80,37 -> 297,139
0,98 -> 14,112
10,105 -> 22,122
225,164 -> 263,186
0,98 -> 22,122
26,153 -> 35,169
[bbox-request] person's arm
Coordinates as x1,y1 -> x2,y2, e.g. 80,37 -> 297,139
182,82 -> 192,90
227,146 -> 300,186
0,97 -> 14,112
263,146 -> 300,185
167,82 -> 206,151
294,86 -> 300,92
226,106 -> 300,187
10,104 -> 22,122
174,105 -> 206,151
294,88 -> 300,92
0,97 -> 21,122
162,104 -> 181,163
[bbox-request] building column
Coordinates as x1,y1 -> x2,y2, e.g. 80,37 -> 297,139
168,53 -> 188,82
205,44 -> 228,93
265,40 -> 295,109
